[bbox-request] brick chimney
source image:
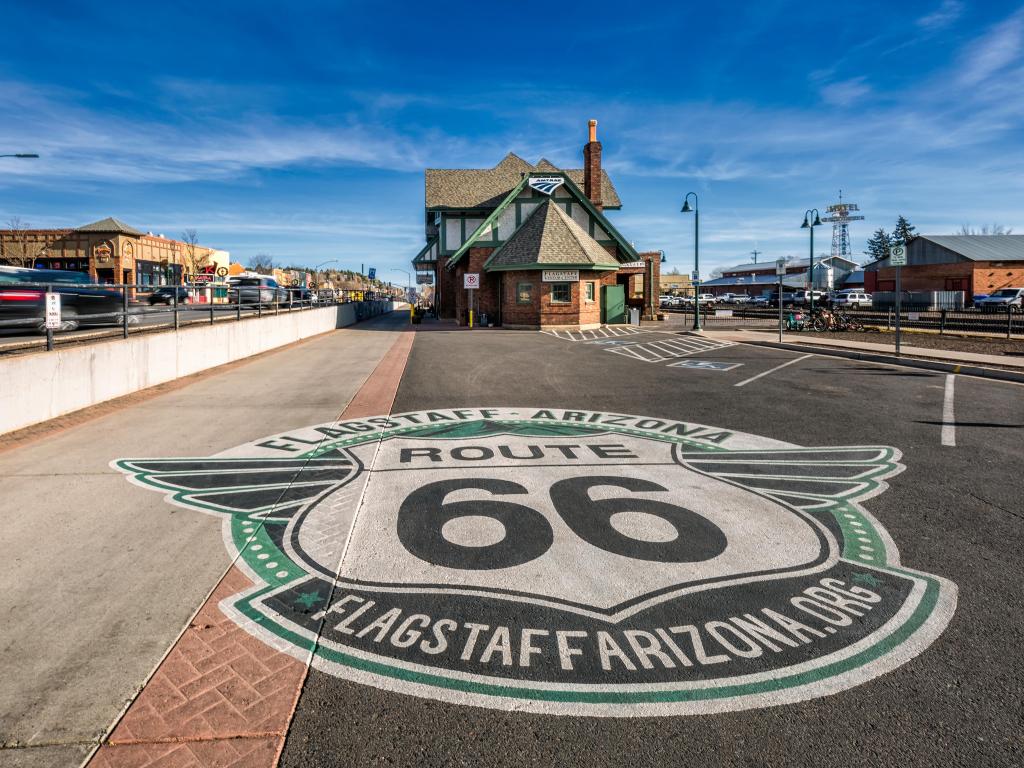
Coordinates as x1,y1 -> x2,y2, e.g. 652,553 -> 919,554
583,119 -> 603,210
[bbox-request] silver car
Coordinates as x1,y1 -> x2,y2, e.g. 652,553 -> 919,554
227,276 -> 289,306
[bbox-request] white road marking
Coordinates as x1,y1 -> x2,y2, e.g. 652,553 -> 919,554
734,354 -> 814,387
942,374 -> 956,447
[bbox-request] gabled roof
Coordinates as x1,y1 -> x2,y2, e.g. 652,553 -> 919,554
723,255 -> 859,273
446,172 -> 637,270
425,152 -> 621,210
76,217 -> 144,235
484,199 -> 621,272
917,235 -> 1024,262
413,237 -> 438,263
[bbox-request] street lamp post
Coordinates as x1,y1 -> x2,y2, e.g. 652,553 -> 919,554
801,209 -> 822,314
681,192 -> 701,331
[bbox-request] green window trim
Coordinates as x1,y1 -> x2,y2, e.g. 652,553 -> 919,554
516,282 -> 533,305
550,282 -> 572,304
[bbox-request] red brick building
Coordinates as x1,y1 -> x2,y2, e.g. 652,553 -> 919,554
413,121 -> 660,329
865,235 -> 1024,301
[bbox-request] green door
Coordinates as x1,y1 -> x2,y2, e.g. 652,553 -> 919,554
601,284 -> 626,324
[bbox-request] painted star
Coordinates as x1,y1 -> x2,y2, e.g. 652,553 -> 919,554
852,573 -> 881,588
295,591 -> 322,609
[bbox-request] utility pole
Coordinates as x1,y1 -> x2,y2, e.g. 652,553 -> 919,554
750,249 -> 762,264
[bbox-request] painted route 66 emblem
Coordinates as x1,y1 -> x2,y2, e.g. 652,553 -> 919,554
114,408 -> 956,716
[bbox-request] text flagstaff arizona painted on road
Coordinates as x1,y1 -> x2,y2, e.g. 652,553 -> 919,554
114,408 -> 957,716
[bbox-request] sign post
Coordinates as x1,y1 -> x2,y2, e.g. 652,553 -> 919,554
463,273 -> 480,328
776,259 -> 786,342
44,289 -> 60,351
889,244 -> 907,357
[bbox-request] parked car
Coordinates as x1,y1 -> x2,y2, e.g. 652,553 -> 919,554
718,293 -> 751,304
765,291 -> 801,307
286,286 -> 314,304
695,293 -> 717,304
228,276 -> 288,305
792,289 -> 828,306
751,294 -> 772,307
831,291 -> 873,309
0,266 -> 129,333
975,287 -> 1024,312
147,286 -> 190,305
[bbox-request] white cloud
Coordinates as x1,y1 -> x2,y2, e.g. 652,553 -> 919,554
917,0 -> 965,31
957,8 -> 1024,85
819,77 -> 872,107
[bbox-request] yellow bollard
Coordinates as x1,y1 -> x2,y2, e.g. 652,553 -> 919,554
409,303 -> 414,324
469,309 -> 474,329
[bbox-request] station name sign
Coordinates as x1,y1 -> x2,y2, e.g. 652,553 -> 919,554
618,261 -> 645,269
542,270 -> 579,282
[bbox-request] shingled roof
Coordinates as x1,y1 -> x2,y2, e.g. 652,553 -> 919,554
426,153 -> 622,210
484,199 -> 621,271
76,217 -> 144,235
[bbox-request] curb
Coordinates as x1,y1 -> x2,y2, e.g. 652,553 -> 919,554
734,339 -> 1024,385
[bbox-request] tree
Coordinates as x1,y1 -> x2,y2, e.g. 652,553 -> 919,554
892,215 -> 916,245
709,267 -> 724,279
2,216 -> 35,267
864,228 -> 893,262
180,229 -> 211,275
958,224 -> 1014,235
247,253 -> 275,274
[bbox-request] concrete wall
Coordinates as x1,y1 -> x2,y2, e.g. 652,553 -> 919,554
0,301 -> 400,435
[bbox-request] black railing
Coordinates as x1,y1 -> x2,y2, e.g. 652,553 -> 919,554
661,302 -> 1023,338
0,282 -> 401,353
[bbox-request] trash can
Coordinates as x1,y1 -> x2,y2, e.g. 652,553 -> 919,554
629,307 -> 640,326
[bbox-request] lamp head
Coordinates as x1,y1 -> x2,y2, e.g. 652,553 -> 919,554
801,216 -> 809,229
681,200 -> 692,213
813,213 -> 822,227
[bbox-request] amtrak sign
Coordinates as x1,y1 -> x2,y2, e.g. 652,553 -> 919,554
528,177 -> 565,196
114,408 -> 955,716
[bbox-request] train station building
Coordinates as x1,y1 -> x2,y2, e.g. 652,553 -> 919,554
413,121 -> 661,329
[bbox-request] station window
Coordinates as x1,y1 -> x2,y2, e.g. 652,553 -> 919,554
584,281 -> 596,302
550,283 -> 571,304
516,282 -> 533,304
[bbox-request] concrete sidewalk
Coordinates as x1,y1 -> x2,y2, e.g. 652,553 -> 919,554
698,328 -> 1024,378
0,312 -> 408,768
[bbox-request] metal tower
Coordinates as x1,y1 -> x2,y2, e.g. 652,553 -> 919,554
821,190 -> 864,259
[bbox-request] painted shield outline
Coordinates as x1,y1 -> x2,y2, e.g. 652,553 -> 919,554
113,408 -> 958,716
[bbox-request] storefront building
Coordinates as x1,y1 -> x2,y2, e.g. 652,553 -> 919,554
413,121 -> 660,329
0,217 -> 228,287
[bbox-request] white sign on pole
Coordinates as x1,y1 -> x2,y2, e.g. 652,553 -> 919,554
691,271 -> 700,281
44,292 -> 61,330
776,259 -> 787,276
542,270 -> 580,282
463,273 -> 480,289
889,244 -> 907,266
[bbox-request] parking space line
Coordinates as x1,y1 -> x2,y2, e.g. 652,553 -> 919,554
734,353 -> 814,387
942,374 -> 956,447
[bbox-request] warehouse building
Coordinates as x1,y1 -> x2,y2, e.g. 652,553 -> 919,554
864,235 -> 1024,300
413,121 -> 661,329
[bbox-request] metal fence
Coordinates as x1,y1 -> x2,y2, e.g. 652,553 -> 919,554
663,303 -> 1024,338
0,282 -> 398,353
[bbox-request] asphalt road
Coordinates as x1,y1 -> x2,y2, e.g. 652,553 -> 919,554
275,327 -> 1022,767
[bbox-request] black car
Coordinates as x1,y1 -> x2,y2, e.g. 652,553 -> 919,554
0,267 -> 126,332
147,286 -> 190,305
764,291 -> 801,307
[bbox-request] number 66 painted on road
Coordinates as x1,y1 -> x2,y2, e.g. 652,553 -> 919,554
396,476 -> 728,570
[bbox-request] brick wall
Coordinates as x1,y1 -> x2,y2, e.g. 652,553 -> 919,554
500,270 -> 541,327
453,248 -> 498,325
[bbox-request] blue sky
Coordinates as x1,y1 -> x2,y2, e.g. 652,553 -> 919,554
1,0 -> 1023,279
